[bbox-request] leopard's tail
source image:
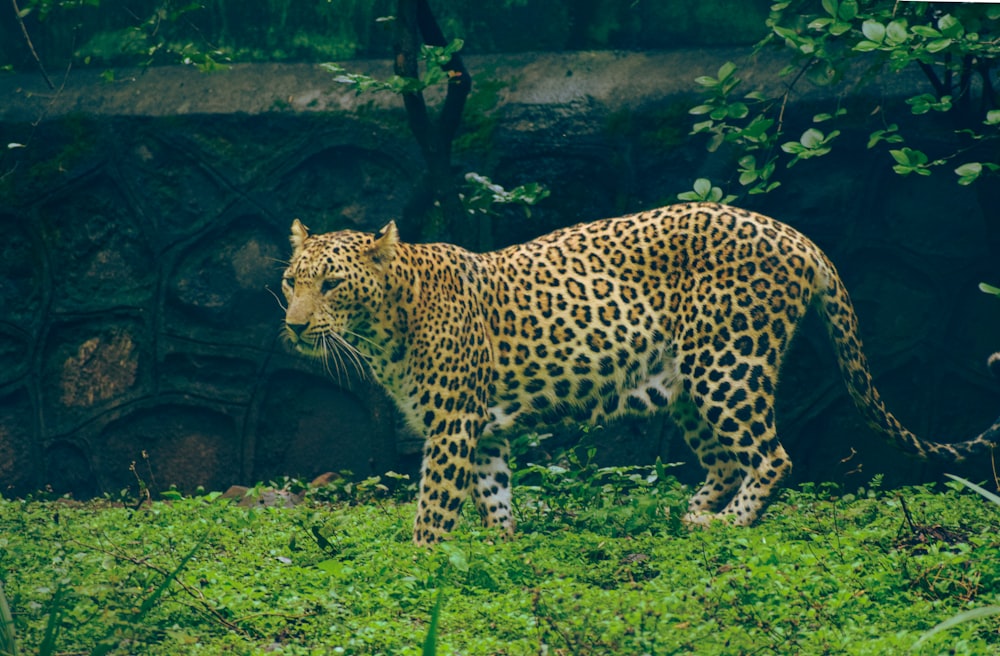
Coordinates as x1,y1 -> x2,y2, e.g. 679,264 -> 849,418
814,253 -> 1000,462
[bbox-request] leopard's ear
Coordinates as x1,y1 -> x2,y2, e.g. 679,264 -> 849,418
369,220 -> 399,265
290,219 -> 309,257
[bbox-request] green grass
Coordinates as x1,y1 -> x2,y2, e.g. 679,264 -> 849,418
1,467 -> 998,655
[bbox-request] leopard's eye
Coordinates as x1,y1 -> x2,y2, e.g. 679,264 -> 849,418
283,276 -> 295,289
321,278 -> 344,294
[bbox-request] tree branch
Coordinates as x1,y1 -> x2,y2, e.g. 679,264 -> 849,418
415,0 -> 471,146
392,0 -> 474,245
916,60 -> 949,99
11,0 -> 55,90
393,0 -> 434,158
979,61 -> 996,114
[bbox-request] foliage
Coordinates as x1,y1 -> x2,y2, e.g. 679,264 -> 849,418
677,177 -> 737,204
910,474 -> 1000,650
2,468 -> 1000,654
980,282 -> 1000,299
321,40 -> 467,96
508,430 -> 689,537
0,582 -> 14,656
686,0 -> 1000,200
1,1 -> 774,74
459,172 -> 549,217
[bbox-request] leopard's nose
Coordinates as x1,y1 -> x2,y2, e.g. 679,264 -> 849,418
286,322 -> 309,339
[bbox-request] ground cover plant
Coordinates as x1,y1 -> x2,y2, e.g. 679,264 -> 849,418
1,449 -> 999,655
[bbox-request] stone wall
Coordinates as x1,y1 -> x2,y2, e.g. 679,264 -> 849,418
1,52 -> 998,499
0,113 -> 407,497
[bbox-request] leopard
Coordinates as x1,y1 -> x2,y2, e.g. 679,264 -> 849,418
281,202 -> 1000,546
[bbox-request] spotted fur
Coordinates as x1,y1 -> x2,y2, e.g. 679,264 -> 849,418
282,203 -> 1000,545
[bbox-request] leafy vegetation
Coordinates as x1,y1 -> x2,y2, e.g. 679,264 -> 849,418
2,454 -> 999,655
685,0 -> 1000,200
1,1 -> 772,74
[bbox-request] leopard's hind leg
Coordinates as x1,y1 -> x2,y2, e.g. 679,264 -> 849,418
681,367 -> 792,526
670,397 -> 742,518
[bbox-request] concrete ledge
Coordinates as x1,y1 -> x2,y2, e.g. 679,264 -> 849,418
0,49 -> 925,121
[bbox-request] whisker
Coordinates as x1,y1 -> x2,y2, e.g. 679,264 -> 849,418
326,334 -> 347,386
265,284 -> 287,311
330,331 -> 369,381
344,329 -> 385,354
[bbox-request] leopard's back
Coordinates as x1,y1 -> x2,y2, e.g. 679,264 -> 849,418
482,204 -> 822,436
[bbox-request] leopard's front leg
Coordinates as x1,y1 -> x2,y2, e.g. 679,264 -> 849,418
471,435 -> 515,538
413,417 -> 480,546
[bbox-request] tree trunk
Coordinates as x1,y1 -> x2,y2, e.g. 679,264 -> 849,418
393,0 -> 475,247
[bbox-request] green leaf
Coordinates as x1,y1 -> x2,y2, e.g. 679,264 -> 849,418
889,149 -> 911,165
925,38 -> 953,53
954,162 -> 982,178
422,589 -> 444,656
944,474 -> 1000,505
985,110 -> 1000,125
772,25 -> 799,41
800,128 -> 824,148
853,40 -> 880,52
938,14 -> 964,38
955,162 -> 983,187
808,17 -> 833,31
910,25 -> 941,38
912,605 -> 1000,650
861,20 -> 885,43
717,61 -> 737,81
691,120 -> 715,134
680,178 -> 729,203
829,22 -> 852,36
38,584 -> 66,656
821,0 -> 838,18
979,282 -> 1000,296
813,108 -> 845,123
709,107 -> 729,120
838,0 -> 857,21
867,125 -> 902,149
886,20 -> 909,45
890,148 -> 930,175
727,102 -> 749,119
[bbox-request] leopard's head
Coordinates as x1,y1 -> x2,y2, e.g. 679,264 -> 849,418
281,219 -> 398,363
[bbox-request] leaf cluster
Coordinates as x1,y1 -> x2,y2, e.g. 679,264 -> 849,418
684,0 -> 1000,200
322,40 -> 466,96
